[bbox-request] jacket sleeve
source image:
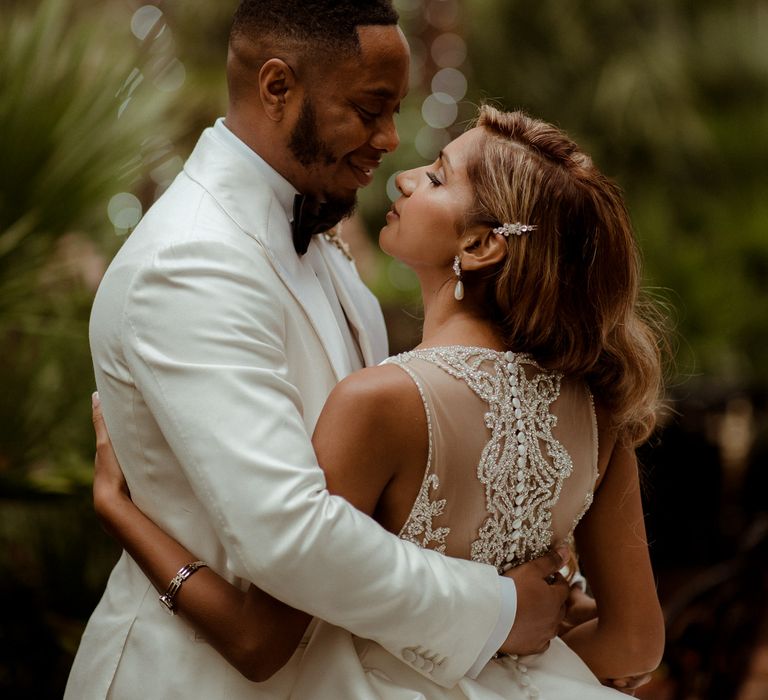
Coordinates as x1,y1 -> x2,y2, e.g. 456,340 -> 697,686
121,238 -> 503,686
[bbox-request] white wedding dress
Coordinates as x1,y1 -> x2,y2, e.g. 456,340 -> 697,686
290,346 -> 626,699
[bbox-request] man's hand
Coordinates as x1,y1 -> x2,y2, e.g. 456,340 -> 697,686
499,547 -> 570,656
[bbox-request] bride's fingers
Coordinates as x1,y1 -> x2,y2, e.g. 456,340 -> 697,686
91,392 -> 122,486
537,545 -> 570,580
92,391 -> 103,425
90,392 -> 131,498
92,391 -> 110,449
608,673 -> 652,694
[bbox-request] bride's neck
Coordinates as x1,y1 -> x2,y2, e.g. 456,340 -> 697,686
417,281 -> 506,351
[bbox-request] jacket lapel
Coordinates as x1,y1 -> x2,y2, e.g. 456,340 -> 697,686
261,212 -> 353,381
183,128 -> 352,382
315,238 -> 389,367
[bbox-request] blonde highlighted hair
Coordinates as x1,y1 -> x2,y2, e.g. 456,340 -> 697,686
467,105 -> 665,445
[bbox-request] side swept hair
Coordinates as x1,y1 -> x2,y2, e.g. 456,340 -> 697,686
467,105 -> 667,446
231,0 -> 399,55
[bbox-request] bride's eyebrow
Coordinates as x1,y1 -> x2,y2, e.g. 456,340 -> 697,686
437,150 -> 453,174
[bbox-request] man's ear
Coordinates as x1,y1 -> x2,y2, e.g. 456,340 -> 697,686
259,58 -> 297,121
460,226 -> 507,272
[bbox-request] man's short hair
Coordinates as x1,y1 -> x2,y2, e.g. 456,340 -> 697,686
231,0 -> 399,56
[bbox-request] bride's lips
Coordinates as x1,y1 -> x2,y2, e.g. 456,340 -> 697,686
385,203 -> 400,222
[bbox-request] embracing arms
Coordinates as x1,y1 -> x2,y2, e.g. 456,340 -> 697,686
89,365 -> 419,682
92,399 -> 311,682
90,364 -> 437,681
111,239 -> 511,684
93,358 -> 569,681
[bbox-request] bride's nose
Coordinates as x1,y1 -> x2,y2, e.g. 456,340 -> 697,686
395,169 -> 417,196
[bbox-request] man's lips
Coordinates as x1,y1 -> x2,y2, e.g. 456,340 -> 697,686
349,159 -> 381,187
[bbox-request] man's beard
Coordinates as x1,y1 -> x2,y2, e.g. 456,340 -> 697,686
288,96 -> 357,221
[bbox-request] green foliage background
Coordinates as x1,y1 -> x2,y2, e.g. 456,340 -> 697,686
0,0 -> 183,494
1,0 -> 765,494
0,0 -> 765,694
464,0 -> 768,383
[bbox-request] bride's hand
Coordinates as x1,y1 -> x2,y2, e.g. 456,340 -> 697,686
605,672 -> 653,695
91,392 -> 132,523
558,586 -> 597,635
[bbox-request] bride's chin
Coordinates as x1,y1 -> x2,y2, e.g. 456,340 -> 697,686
378,229 -> 393,254
378,244 -> 408,268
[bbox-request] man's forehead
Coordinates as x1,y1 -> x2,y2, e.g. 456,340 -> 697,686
360,85 -> 406,101
357,27 -> 408,64
334,29 -> 409,98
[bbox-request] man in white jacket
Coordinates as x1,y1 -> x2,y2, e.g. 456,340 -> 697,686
66,2 -> 569,697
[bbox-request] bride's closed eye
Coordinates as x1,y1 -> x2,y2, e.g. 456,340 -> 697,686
426,171 -> 443,187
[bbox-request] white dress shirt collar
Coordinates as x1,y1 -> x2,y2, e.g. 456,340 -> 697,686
213,117 -> 298,222
212,118 -> 364,371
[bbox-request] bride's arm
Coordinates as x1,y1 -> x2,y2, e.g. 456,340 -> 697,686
92,399 -> 312,682
561,436 -> 665,682
91,367 -> 423,682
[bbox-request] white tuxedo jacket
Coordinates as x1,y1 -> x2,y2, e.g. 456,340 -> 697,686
65,126 -> 502,699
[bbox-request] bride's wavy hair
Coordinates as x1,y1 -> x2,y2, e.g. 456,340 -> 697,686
466,105 -> 666,446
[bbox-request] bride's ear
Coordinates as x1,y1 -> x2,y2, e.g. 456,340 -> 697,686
459,226 -> 507,272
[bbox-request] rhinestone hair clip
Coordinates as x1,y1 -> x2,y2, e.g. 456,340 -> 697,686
492,222 -> 537,237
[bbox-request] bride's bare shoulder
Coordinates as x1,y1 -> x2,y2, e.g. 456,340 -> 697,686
316,364 -> 427,461
313,364 -> 427,511
323,363 -> 424,422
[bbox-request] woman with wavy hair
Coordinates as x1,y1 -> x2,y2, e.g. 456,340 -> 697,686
91,105 -> 666,698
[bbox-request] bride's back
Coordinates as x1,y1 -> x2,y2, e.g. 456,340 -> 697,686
387,345 -> 598,572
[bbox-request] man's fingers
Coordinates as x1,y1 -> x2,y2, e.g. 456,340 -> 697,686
543,573 -> 569,625
538,545 -> 570,577
500,550 -> 575,657
549,573 -> 570,602
544,571 -> 567,586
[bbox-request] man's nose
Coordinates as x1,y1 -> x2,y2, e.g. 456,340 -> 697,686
370,116 -> 400,153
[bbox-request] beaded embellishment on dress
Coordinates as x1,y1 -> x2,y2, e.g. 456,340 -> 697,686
388,346 -> 582,573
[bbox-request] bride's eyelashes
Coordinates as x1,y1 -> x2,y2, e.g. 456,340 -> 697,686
426,171 -> 443,187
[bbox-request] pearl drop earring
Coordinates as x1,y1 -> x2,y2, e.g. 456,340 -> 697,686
453,255 -> 464,301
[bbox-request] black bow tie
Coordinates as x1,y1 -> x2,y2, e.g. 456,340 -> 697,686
291,194 -> 341,256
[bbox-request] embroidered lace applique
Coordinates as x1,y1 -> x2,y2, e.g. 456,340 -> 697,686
400,473 -> 450,554
390,346 -> 580,573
